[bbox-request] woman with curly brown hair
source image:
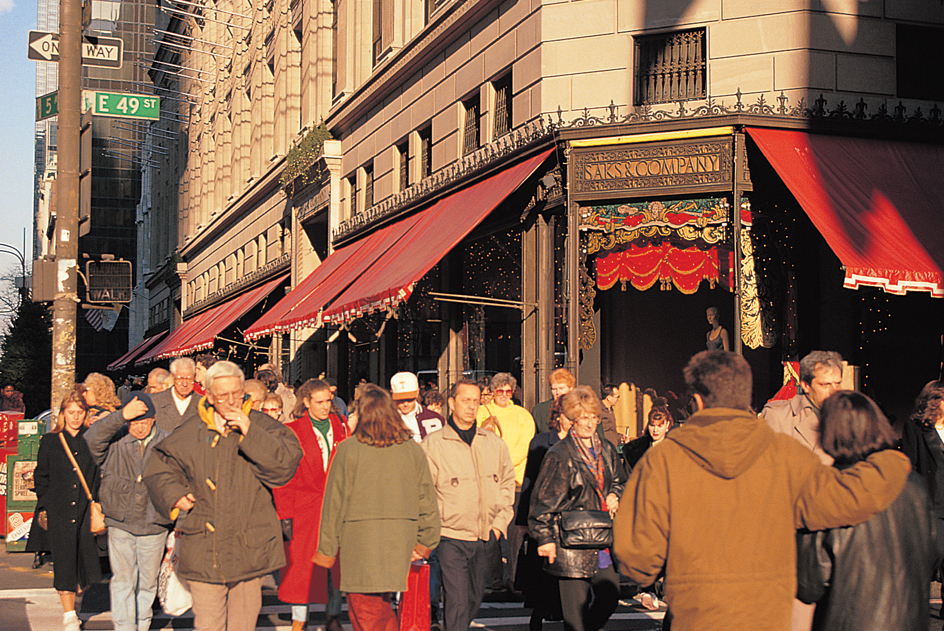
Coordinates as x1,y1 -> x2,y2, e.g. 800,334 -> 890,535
314,384 -> 440,631
900,380 -> 944,599
530,386 -> 626,631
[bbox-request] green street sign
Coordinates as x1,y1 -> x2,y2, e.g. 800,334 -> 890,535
36,90 -> 160,122
85,91 -> 159,120
36,91 -> 58,121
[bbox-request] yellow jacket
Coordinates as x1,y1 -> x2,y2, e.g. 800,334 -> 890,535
476,403 -> 535,487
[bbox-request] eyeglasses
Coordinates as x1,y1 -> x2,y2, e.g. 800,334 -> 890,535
174,376 -> 194,383
261,407 -> 282,414
212,390 -> 245,403
494,388 -> 513,395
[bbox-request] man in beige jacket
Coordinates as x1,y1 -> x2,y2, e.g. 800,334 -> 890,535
760,350 -> 844,631
422,379 -> 516,631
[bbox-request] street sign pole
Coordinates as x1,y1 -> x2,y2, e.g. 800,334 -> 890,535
51,0 -> 81,413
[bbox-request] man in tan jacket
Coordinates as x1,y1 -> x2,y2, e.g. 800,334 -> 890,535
422,379 -> 515,631
613,350 -> 911,631
760,350 -> 844,631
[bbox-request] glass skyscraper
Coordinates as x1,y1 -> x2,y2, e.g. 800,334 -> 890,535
33,0 -> 157,374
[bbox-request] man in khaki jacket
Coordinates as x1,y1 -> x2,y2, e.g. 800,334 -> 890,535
760,350 -> 844,631
613,350 -> 912,631
422,379 -> 515,631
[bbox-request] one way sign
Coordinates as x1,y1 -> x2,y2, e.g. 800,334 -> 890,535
28,31 -> 123,68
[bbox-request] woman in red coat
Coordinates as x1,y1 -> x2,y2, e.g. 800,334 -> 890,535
274,379 -> 349,631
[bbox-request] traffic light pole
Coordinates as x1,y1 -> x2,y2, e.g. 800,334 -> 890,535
51,0 -> 81,412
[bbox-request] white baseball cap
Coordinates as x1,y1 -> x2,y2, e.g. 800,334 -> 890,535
390,372 -> 419,401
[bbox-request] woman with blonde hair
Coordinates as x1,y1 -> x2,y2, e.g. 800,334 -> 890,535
82,373 -> 122,423
530,386 -> 626,631
315,384 -> 440,631
26,389 -> 103,631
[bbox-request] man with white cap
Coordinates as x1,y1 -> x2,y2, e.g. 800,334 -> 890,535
391,371 -> 444,442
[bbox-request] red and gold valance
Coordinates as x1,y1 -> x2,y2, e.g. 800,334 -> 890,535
596,243 -> 724,294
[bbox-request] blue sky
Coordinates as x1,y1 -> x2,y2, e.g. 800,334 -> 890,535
0,0 -> 38,271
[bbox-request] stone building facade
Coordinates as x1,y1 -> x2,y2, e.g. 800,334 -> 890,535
139,0 -> 944,417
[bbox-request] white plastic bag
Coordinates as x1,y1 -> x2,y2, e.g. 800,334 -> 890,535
157,531 -> 192,616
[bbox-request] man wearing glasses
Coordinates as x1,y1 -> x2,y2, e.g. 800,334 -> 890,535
145,361 -> 303,631
151,357 -> 202,433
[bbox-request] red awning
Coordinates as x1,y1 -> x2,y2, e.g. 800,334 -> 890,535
322,149 -> 555,324
136,309 -> 214,366
136,274 -> 288,364
747,128 -> 944,297
244,218 -> 420,340
106,332 -> 166,372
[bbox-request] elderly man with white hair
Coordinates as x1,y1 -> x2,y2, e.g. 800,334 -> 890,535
151,357 -> 201,433
145,361 -> 303,631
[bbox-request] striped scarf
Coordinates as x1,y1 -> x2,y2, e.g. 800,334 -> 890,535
570,430 -> 607,510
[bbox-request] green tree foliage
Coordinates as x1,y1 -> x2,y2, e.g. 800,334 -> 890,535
0,298 -> 53,417
280,122 -> 333,196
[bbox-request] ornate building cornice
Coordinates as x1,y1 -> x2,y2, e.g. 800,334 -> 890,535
183,253 -> 290,318
332,117 -> 553,242
554,90 -> 944,139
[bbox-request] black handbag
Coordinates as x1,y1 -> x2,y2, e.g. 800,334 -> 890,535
557,509 -> 613,549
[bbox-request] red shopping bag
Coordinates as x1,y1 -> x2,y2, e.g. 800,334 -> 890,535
399,562 -> 430,631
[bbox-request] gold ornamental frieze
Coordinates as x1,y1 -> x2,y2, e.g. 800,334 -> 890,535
580,198 -> 728,255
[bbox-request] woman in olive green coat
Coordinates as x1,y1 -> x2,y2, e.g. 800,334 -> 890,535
314,385 -> 440,631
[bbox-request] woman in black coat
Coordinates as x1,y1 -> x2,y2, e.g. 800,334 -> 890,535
798,391 -> 934,631
516,400 -> 571,630
529,386 -> 626,631
620,394 -> 674,613
27,389 -> 102,631
899,380 -> 944,604
622,394 -> 674,472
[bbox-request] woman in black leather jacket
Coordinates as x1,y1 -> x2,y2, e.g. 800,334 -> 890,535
797,391 -> 935,631
529,386 -> 626,631
900,380 -> 944,582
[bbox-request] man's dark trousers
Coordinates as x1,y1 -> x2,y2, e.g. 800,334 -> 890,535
438,535 -> 496,631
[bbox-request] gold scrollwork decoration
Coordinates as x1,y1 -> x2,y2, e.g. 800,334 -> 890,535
739,227 -> 763,349
579,244 -> 597,351
584,224 -> 725,255
738,227 -> 777,349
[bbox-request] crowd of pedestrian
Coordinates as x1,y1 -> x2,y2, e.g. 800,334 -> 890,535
22,348 -> 941,631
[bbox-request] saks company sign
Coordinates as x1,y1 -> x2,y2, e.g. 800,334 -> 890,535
570,137 -> 743,200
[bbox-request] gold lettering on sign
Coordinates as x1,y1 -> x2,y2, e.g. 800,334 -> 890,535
583,154 -> 722,180
574,140 -> 732,196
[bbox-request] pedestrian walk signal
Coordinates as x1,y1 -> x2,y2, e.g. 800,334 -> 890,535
85,259 -> 132,304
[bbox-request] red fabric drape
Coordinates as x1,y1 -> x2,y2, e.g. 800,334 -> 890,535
596,243 -> 721,294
